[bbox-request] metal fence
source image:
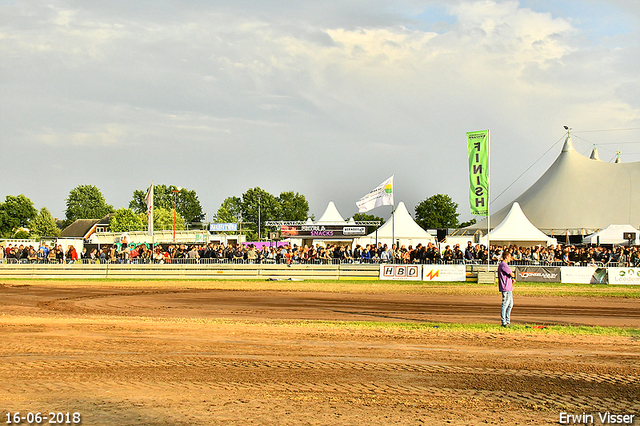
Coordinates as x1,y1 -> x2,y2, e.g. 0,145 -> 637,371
0,257 -> 465,266
2,257 -> 638,267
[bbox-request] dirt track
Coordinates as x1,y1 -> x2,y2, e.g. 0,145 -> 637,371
1,281 -> 639,425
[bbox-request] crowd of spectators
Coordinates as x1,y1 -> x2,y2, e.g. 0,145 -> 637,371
476,243 -> 640,267
2,241 -> 640,267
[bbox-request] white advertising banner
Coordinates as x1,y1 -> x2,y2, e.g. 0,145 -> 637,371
561,267 -> 608,284
422,265 -> 466,282
608,267 -> 640,285
380,265 -> 422,281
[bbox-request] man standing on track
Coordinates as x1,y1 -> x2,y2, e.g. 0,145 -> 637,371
498,250 -> 515,327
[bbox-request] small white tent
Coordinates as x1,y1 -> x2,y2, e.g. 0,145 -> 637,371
487,202 -> 557,247
355,201 -> 436,247
583,224 -> 639,245
316,201 -> 347,224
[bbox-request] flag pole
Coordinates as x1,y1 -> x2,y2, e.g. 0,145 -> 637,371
392,175 -> 395,263
148,181 -> 154,259
152,181 -> 154,256
487,131 -> 491,273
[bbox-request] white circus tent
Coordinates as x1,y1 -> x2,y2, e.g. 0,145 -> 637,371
466,135 -> 640,235
355,201 -> 436,247
487,202 -> 557,247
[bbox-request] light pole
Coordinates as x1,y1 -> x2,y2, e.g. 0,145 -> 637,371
172,187 -> 181,243
257,193 -> 262,242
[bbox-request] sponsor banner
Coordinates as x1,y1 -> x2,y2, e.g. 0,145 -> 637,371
515,266 -> 561,283
608,267 -> 640,285
561,267 -> 608,284
422,265 -> 466,282
281,225 -> 367,238
380,265 -> 422,281
210,223 -> 238,232
467,130 -> 489,216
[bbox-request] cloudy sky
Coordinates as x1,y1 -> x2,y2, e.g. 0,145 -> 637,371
2,0 -> 640,223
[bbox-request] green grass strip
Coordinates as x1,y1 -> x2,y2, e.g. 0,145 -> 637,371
256,319 -> 640,337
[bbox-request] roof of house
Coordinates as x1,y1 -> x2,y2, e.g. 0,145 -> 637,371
60,214 -> 113,239
60,219 -> 101,238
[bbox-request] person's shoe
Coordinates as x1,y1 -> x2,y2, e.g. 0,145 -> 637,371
501,324 -> 509,328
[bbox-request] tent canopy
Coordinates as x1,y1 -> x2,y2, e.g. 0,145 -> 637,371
583,224 -> 639,245
355,201 -> 436,247
487,202 -> 557,247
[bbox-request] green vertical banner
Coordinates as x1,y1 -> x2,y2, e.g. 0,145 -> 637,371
467,130 -> 489,216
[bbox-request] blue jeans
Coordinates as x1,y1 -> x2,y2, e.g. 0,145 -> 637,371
501,291 -> 513,325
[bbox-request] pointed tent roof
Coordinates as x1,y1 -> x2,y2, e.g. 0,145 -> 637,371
316,201 -> 346,224
487,202 -> 556,246
468,135 -> 640,235
365,202 -> 436,242
590,145 -> 601,161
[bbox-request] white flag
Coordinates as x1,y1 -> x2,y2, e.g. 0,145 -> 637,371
145,182 -> 154,237
356,175 -> 394,212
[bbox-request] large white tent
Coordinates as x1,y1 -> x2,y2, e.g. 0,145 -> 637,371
466,135 -> 640,235
487,202 -> 557,247
355,201 -> 436,247
583,224 -> 639,245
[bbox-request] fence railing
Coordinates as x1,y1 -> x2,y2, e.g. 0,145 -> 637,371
0,258 -> 468,266
2,257 -> 637,267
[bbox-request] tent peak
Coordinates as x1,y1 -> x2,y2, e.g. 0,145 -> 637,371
590,145 -> 601,161
316,201 -> 346,224
561,135 -> 575,153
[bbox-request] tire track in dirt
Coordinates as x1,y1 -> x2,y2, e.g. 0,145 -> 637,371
2,380 -> 638,413
1,357 -> 637,386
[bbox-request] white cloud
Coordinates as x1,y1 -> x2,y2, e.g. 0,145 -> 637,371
1,0 -> 640,220
36,124 -> 127,147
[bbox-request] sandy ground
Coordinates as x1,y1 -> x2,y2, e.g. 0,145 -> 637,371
0,281 -> 638,425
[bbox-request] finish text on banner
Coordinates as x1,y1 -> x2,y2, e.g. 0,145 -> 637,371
467,130 -> 489,215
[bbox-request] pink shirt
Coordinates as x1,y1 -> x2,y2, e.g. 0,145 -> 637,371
498,260 -> 513,292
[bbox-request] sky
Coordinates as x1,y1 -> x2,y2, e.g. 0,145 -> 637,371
2,0 -> 640,224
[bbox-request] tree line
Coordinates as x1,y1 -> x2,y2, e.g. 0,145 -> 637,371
0,184 -> 474,239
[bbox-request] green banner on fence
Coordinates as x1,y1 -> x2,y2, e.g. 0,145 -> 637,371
467,130 -> 489,216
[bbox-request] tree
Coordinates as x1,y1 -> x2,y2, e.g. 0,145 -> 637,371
30,207 -> 61,237
110,208 -> 144,233
415,194 -> 460,229
214,196 -> 243,223
0,194 -> 38,237
130,184 -> 204,224
278,191 -> 310,221
241,187 -> 281,240
65,185 -> 114,225
150,207 -> 186,231
459,218 -> 477,228
214,188 -> 311,240
348,213 -> 385,232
